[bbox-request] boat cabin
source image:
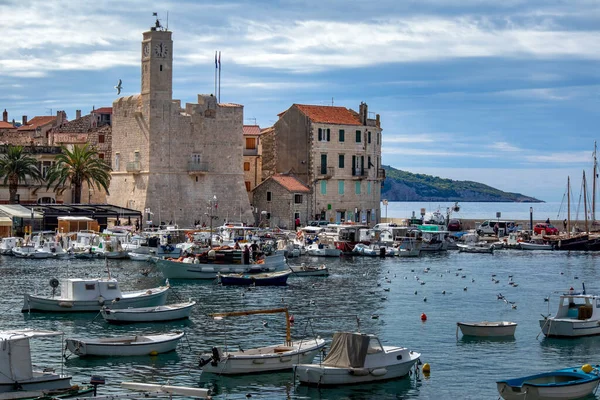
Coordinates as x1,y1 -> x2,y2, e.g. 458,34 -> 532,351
61,278 -> 123,301
553,293 -> 599,320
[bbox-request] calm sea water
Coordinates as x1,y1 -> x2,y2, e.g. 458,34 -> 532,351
384,201 -> 584,221
4,250 -> 600,399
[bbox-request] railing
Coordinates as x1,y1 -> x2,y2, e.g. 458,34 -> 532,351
318,166 -> 334,178
377,168 -> 386,179
243,148 -> 259,156
187,161 -> 209,173
126,161 -> 141,173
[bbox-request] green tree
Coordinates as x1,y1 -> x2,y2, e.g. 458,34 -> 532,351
0,145 -> 42,204
46,144 -> 111,203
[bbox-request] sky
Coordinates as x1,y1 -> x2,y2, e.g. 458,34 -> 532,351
1,0 -> 599,202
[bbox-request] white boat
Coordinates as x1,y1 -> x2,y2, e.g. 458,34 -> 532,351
120,382 -> 210,399
0,329 -> 92,397
65,331 -> 185,357
352,243 -> 397,257
294,332 -> 421,386
199,308 -> 326,374
289,264 -> 329,277
12,244 -> 36,258
101,301 -> 196,324
457,321 -> 517,337
539,287 -> 600,337
0,237 -> 20,255
156,250 -> 286,279
457,243 -> 494,254
305,243 -> 341,257
22,278 -> 169,313
128,252 -> 153,261
32,240 -> 69,259
519,241 -> 554,250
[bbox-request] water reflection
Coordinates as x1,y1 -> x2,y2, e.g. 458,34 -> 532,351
294,374 -> 418,400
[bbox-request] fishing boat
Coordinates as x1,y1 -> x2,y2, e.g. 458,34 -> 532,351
289,264 -> 329,277
294,332 -> 421,386
0,329 -> 94,398
65,331 -> 185,357
101,301 -> 196,324
218,269 -> 292,286
22,277 -> 169,313
352,243 -> 397,257
539,285 -> 600,337
199,308 -> 326,374
457,321 -> 517,337
456,243 -> 494,254
305,243 -> 342,257
497,364 -> 600,400
156,249 -> 287,279
519,241 -> 554,250
0,237 -> 20,255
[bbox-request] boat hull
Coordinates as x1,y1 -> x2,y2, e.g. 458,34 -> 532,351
519,242 -> 554,250
497,367 -> 600,400
201,339 -> 326,374
65,332 -> 184,357
0,374 -> 73,394
289,266 -> 329,277
294,351 -> 420,386
22,287 -> 169,313
157,252 -> 286,279
539,318 -> 600,337
457,322 -> 517,337
101,302 -> 195,323
219,270 -> 291,286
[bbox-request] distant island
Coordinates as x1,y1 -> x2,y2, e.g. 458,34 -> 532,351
381,165 -> 543,203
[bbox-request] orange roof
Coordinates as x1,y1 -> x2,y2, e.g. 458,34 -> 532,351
92,107 -> 112,114
219,103 -> 242,108
260,126 -> 274,135
271,174 -> 310,193
243,125 -> 261,136
17,116 -> 56,131
293,104 -> 362,126
0,121 -> 15,129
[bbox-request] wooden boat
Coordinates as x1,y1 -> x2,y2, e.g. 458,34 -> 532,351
101,301 -> 196,324
0,329 -> 93,398
156,250 -> 286,279
457,243 -> 494,254
294,332 -> 420,386
539,286 -> 600,337
199,308 -> 325,374
218,269 -> 292,286
457,321 -> 517,337
289,264 -> 329,277
65,331 -> 185,357
22,278 -> 169,313
497,365 -> 600,400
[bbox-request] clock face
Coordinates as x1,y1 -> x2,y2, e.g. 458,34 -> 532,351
154,42 -> 168,58
143,43 -> 150,57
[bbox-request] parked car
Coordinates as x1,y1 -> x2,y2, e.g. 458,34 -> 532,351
534,223 -> 559,235
447,219 -> 463,231
308,220 -> 329,227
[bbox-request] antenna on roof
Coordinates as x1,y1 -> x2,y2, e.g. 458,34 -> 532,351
166,11 -> 169,30
331,97 -> 334,106
46,108 -> 52,116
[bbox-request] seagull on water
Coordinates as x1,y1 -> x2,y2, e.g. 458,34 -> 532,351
114,79 -> 123,95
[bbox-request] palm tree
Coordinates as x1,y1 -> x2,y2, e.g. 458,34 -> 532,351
0,145 -> 42,204
46,144 -> 112,203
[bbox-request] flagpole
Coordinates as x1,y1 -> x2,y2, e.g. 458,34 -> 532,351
214,51 -> 217,99
218,51 -> 221,103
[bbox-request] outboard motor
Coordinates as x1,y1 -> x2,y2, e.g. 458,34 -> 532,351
379,247 -> 386,257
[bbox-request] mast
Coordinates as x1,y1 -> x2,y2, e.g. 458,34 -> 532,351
593,141 -> 598,223
568,176 -> 571,238
584,171 -> 589,234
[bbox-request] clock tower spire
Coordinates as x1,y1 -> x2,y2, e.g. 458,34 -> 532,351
141,19 -> 173,103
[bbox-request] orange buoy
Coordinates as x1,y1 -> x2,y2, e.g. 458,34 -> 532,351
421,313 -> 427,321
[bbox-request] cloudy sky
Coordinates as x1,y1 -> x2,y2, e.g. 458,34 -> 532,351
1,0 -> 599,202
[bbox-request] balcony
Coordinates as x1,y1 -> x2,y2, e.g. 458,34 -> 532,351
377,168 -> 386,180
126,161 -> 141,173
243,148 -> 259,156
318,166 -> 334,179
188,161 -> 209,174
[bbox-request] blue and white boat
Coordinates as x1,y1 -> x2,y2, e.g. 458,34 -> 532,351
539,285 -> 600,337
497,365 -> 600,400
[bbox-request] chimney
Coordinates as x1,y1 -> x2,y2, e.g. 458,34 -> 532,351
22,115 -> 27,125
56,110 -> 64,127
76,110 -> 81,119
2,109 -> 7,122
359,102 -> 368,126
376,114 -> 380,128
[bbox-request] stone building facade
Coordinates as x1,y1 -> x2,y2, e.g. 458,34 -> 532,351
107,25 -> 253,227
262,103 -> 385,225
242,125 -> 263,205
252,173 -> 310,229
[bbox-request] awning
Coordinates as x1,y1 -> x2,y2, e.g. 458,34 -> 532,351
0,217 -> 12,226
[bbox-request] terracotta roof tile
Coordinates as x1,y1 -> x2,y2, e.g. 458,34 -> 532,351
17,116 -> 56,131
243,125 -> 261,136
271,174 -> 310,193
219,103 -> 243,108
0,121 -> 15,129
92,107 -> 113,114
293,104 -> 362,126
54,115 -> 92,133
260,126 -> 274,135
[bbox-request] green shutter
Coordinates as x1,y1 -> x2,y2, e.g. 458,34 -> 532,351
320,180 -> 327,195
338,180 -> 344,195
355,181 -> 361,194
339,129 -> 345,142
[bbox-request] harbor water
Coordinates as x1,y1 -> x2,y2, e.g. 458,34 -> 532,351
4,247 -> 600,399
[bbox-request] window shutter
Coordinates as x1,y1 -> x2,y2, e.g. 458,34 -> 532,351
327,129 -> 331,141
318,128 -> 322,141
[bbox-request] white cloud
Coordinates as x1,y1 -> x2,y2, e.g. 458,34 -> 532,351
384,134 -> 437,144
488,142 -> 522,152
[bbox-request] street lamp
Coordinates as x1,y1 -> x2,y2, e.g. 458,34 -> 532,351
209,195 -> 217,247
530,207 -> 533,233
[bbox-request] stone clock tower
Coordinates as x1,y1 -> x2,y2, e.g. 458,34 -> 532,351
141,28 -> 172,103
